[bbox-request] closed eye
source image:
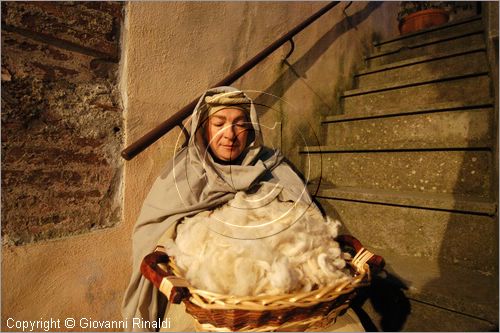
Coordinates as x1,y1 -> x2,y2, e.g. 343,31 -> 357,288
235,122 -> 248,129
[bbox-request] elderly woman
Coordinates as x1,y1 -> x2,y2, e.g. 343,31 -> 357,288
122,86 -> 363,332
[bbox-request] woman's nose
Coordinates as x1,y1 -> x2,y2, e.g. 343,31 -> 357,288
222,125 -> 236,139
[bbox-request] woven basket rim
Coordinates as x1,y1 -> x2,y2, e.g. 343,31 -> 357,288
166,257 -> 370,311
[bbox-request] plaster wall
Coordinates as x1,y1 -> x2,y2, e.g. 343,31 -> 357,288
2,2 -> 400,331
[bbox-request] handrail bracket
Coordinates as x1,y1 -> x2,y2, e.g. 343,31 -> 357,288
283,38 -> 295,62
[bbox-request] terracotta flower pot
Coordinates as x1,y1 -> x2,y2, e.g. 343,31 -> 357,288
399,8 -> 449,35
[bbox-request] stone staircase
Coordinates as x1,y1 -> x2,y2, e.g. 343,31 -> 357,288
300,15 -> 498,331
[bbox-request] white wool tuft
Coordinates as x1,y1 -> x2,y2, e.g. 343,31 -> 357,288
163,189 -> 351,296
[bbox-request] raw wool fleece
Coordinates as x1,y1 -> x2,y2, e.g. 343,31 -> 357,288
163,184 -> 351,296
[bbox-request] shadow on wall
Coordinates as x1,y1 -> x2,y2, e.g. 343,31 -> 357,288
419,15 -> 499,330
251,2 -> 386,171
252,1 -> 384,118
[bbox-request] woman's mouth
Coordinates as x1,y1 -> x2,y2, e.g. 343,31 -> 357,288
221,144 -> 238,149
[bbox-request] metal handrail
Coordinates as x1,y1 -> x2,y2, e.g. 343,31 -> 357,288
121,1 -> 339,160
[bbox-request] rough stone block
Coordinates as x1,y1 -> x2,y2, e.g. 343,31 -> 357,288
1,2 -> 123,245
1,1 -> 121,59
1,30 -> 117,82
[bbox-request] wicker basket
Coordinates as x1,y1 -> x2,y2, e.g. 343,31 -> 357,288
141,235 -> 384,332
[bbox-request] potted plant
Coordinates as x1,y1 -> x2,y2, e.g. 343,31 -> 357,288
397,2 -> 477,35
397,1 -> 451,35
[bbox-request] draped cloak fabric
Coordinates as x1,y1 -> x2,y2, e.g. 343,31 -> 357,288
121,86 -> 313,332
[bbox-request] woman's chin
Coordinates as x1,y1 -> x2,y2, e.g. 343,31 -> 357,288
215,149 -> 242,161
220,154 -> 240,161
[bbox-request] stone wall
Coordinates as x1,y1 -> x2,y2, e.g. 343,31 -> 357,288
2,2 -> 400,330
1,2 -> 124,245
1,2 -> 129,330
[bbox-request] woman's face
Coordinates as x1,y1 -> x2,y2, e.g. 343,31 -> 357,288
205,108 -> 250,161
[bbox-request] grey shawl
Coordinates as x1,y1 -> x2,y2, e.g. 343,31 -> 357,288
121,86 -> 312,331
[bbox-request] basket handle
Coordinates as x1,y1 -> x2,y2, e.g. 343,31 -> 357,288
336,234 -> 385,273
140,249 -> 190,304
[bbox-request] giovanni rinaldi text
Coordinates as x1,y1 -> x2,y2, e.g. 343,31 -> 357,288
6,317 -> 172,331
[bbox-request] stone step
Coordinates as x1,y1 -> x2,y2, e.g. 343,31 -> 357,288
315,193 -> 497,273
357,48 -> 488,88
300,148 -> 492,198
341,74 -> 492,115
372,15 -> 483,54
366,30 -> 485,68
358,250 -> 498,331
308,185 -> 497,216
322,107 -> 494,150
361,298 -> 498,331
358,41 -> 486,77
395,299 -> 496,331
323,99 -> 494,122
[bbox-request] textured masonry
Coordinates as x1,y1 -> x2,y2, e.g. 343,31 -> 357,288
1,2 -> 124,245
